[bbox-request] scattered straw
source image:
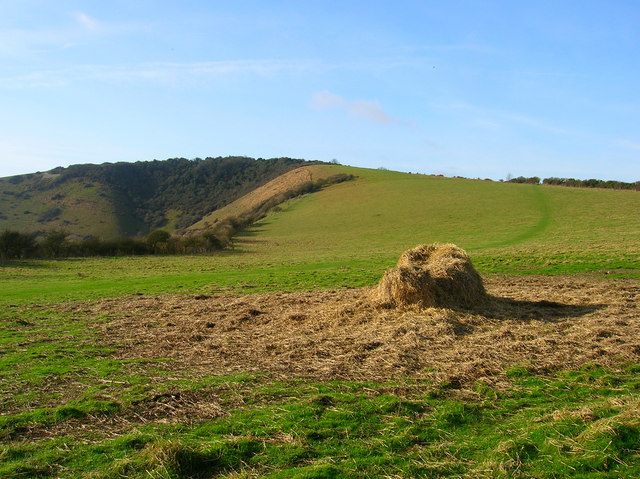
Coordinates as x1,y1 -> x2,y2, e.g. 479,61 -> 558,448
64,274 -> 640,389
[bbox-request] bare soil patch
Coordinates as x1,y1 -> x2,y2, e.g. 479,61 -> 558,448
76,274 -> 640,387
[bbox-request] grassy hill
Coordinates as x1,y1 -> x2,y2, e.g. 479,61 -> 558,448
2,165 -> 638,302
0,157 -> 311,239
0,173 -> 125,239
228,165 -> 640,278
3,160 -> 637,275
189,164 -> 346,231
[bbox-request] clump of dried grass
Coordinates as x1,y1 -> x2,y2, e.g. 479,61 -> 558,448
371,243 -> 487,309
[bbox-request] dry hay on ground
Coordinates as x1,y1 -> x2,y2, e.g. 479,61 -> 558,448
371,243 -> 487,308
71,274 -> 640,389
7,274 -> 640,444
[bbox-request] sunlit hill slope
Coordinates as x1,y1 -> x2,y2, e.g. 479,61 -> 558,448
224,165 -> 640,276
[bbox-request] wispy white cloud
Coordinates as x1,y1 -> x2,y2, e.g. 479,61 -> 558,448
74,12 -> 101,32
501,112 -> 571,135
98,60 -> 312,82
311,90 -> 346,109
0,28 -> 66,56
0,59 -> 318,88
0,12 -> 135,57
349,100 -> 396,124
311,90 -> 403,125
446,101 -> 573,136
0,70 -> 67,88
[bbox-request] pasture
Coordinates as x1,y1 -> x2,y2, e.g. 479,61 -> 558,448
1,169 -> 639,477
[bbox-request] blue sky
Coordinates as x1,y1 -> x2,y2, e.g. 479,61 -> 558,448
0,1 -> 638,181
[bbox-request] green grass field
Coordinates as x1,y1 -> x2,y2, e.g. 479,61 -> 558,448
1,168 -> 640,477
239,166 -> 639,277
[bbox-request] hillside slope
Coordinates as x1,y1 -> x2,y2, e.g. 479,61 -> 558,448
0,173 -> 126,240
188,164 -> 347,231
0,157 -> 312,238
232,166 -> 640,275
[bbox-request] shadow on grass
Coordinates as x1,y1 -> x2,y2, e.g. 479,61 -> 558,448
0,259 -> 52,269
235,222 -> 270,237
235,237 -> 268,246
146,439 -> 263,479
473,296 -> 605,322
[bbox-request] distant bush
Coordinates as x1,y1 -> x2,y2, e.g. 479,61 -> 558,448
542,177 -> 640,191
67,236 -> 147,257
146,229 -> 171,254
0,230 -> 37,261
508,176 -> 541,185
112,237 -> 149,256
505,175 -> 639,191
70,237 -> 107,257
41,230 -> 69,258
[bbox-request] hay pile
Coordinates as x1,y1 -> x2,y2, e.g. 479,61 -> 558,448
371,243 -> 486,308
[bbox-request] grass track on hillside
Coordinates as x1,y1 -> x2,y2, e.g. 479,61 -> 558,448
481,184 -> 552,249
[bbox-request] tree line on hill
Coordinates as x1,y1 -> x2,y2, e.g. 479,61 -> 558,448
7,156 -> 316,236
61,156 -> 318,233
0,173 -> 355,261
508,176 -> 640,190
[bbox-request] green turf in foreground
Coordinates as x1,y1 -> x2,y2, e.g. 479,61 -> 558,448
0,255 -> 390,304
2,363 -> 640,477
